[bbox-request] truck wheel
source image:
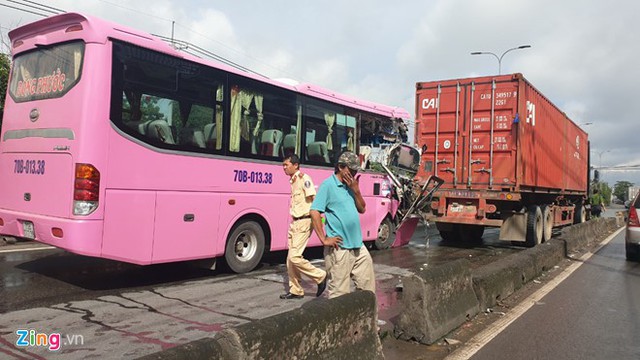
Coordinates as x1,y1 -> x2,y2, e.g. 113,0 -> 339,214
574,202 -> 586,224
436,222 -> 459,242
224,220 -> 265,273
525,205 -> 543,247
374,217 -> 395,250
459,224 -> 484,244
541,205 -> 553,242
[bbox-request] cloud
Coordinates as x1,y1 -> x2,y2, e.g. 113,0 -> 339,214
2,0 -> 639,184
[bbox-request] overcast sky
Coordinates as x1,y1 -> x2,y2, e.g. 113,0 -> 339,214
1,0 -> 639,187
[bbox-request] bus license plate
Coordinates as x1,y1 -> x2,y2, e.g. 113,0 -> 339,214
22,221 -> 34,239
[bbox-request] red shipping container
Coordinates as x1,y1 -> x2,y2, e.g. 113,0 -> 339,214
415,73 -> 589,245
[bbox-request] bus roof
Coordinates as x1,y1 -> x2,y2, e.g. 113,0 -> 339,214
9,12 -> 409,121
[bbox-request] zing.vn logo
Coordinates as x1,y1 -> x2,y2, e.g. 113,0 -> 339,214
15,329 -> 84,351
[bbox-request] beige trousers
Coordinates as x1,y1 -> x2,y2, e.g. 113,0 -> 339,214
323,245 -> 376,299
287,218 -> 326,296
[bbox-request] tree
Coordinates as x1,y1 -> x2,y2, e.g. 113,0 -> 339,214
613,180 -> 635,201
594,182 -> 613,206
0,52 -> 9,125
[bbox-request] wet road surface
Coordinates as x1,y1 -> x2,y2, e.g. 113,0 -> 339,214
0,223 -> 525,358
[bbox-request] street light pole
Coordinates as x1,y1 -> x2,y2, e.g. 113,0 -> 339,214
471,45 -> 531,75
598,149 -> 610,168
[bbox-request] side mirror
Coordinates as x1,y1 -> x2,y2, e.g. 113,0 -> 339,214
422,144 -> 428,153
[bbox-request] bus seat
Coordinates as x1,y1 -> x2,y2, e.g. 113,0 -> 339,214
138,121 -> 151,135
204,123 -> 216,148
359,145 -> 372,169
192,130 -> 206,148
282,134 -> 296,157
260,129 -> 283,157
307,141 -> 330,163
146,120 -> 175,144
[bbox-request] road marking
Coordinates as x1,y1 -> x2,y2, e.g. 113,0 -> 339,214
446,226 -> 625,360
0,245 -> 56,253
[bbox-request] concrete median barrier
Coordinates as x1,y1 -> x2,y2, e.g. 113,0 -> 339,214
394,259 -> 479,345
560,217 -> 618,254
471,239 -> 564,310
396,217 -> 622,345
471,254 -> 532,311
139,290 -> 382,360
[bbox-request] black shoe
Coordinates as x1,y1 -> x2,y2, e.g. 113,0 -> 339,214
316,277 -> 327,297
280,292 -> 304,300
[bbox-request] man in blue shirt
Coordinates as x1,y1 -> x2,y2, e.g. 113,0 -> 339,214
310,151 -> 375,298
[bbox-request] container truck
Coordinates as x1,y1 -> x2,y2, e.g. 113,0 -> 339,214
415,73 -> 589,246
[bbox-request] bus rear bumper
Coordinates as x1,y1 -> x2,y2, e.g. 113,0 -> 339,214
0,208 -> 103,257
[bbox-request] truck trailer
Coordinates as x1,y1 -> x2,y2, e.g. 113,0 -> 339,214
415,73 -> 589,246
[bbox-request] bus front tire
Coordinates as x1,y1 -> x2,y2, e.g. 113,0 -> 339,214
374,217 -> 395,250
224,220 -> 265,274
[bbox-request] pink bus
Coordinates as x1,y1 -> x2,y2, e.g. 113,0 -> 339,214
1,13 -> 424,273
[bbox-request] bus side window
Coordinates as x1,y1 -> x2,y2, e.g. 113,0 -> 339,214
146,119 -> 175,144
307,141 -> 330,163
303,101 -> 340,165
282,133 -> 297,158
259,129 -> 283,157
230,86 -> 251,155
228,80 -> 296,160
204,123 -> 216,149
180,103 -> 214,149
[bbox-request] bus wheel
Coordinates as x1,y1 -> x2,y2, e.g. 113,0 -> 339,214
525,205 -> 543,247
224,220 -> 265,273
541,205 -> 553,242
374,217 -> 395,250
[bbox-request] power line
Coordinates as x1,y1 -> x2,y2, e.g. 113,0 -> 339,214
3,0 -> 64,17
18,0 -> 65,13
93,0 -> 173,22
595,164 -> 640,171
152,34 -> 268,78
172,22 -> 293,79
0,2 -> 48,17
1,1 -> 284,80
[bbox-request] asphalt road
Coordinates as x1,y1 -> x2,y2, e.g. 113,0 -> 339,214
468,227 -> 640,360
0,222 -> 525,359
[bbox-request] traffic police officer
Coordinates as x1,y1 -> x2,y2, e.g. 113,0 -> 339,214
280,154 -> 327,299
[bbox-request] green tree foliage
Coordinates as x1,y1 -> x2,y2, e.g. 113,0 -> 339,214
593,181 -> 613,206
613,180 -> 635,201
0,53 -> 10,125
122,93 -> 164,123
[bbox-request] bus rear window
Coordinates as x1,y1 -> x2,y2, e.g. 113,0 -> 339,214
9,41 -> 85,102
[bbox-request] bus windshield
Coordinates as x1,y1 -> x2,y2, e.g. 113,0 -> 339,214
9,41 -> 85,102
